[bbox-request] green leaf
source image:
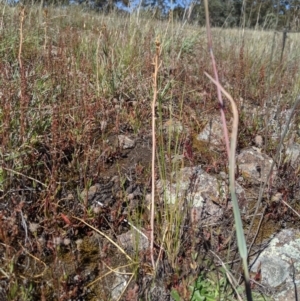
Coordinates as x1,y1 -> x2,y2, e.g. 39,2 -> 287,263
191,290 -> 205,301
171,289 -> 181,301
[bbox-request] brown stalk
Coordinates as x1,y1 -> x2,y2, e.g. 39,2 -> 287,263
43,9 -> 48,51
18,6 -> 28,142
18,6 -> 25,72
150,37 -> 162,271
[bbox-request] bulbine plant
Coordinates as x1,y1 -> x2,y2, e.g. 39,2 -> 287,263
203,1 -> 253,300
205,73 -> 252,301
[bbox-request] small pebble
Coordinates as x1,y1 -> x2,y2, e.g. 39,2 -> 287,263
63,238 -> 71,246
127,193 -> 134,200
145,194 -> 151,203
29,222 -> 39,233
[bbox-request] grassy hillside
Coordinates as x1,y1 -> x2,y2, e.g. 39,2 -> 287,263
0,3 -> 299,300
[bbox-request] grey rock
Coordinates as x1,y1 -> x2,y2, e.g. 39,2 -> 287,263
255,257 -> 290,288
158,166 -> 248,223
80,184 -> 101,203
80,181 -> 116,206
261,107 -> 296,142
117,229 -> 149,253
285,143 -> 300,167
118,135 -> 135,149
236,147 -> 277,185
251,228 -> 300,301
233,182 -> 248,213
196,116 -> 224,149
157,166 -> 243,224
111,270 -> 128,301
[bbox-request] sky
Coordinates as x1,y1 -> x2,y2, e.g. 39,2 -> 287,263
115,0 -> 195,13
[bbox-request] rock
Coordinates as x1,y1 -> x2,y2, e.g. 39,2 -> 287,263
217,171 -> 248,213
158,166 -> 248,220
239,101 -> 297,145
145,193 -> 151,203
163,119 -> 185,134
285,143 -> 300,167
233,182 -> 248,213
125,184 -> 143,197
196,116 -> 224,149
219,171 -> 227,180
80,181 -> 116,206
250,228 -> 300,301
270,192 -> 283,204
256,106 -> 295,143
111,271 -> 128,301
275,108 -> 296,140
80,184 -> 101,203
117,229 -> 149,252
236,147 -> 277,185
139,275 -> 173,301
118,135 -> 135,149
158,166 -> 226,224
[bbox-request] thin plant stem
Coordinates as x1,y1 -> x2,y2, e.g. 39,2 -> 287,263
150,37 -> 162,271
73,216 -> 134,262
18,5 -> 26,141
43,9 -> 48,51
204,0 -> 230,160
2,167 -> 47,188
